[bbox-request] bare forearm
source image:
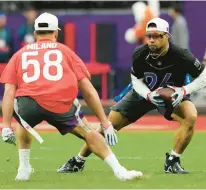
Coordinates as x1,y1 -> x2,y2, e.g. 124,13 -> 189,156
81,88 -> 108,125
2,93 -> 15,127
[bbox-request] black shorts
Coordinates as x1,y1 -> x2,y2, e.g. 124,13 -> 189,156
13,96 -> 84,135
111,89 -> 191,122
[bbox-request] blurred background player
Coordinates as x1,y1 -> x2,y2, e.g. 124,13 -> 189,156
0,12 -> 143,181
0,11 -> 14,63
17,6 -> 64,47
168,3 -> 189,49
124,0 -> 160,45
57,18 -> 206,175
17,6 -> 38,48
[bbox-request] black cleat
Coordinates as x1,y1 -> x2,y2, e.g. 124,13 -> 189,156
57,157 -> 85,173
164,152 -> 189,174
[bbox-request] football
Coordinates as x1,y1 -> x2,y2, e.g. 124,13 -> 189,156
157,87 -> 175,103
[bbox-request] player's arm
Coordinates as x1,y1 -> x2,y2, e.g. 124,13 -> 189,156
0,53 -> 18,127
78,78 -> 109,125
69,51 -> 117,146
131,72 -> 164,107
131,73 -> 150,99
131,47 -> 164,107
68,52 -> 110,125
1,85 -> 17,145
78,78 -> 118,146
170,50 -> 206,107
131,46 -> 151,98
183,65 -> 206,94
0,53 -> 18,145
181,50 -> 206,94
2,83 -> 17,127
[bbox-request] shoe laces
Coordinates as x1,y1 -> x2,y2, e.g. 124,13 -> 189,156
65,157 -> 83,167
166,153 -> 185,169
171,157 -> 186,171
173,161 -> 185,172
172,156 -> 180,163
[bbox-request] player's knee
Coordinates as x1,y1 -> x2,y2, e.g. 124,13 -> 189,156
109,111 -> 129,130
183,113 -> 197,130
84,131 -> 101,143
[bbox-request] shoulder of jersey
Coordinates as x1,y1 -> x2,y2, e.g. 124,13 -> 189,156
169,42 -> 188,56
57,42 -> 74,52
16,45 -> 28,55
133,44 -> 148,56
56,42 -> 67,48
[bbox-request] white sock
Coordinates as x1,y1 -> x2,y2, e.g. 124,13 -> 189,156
104,154 -> 123,172
169,150 -> 181,160
19,149 -> 30,168
76,153 -> 87,162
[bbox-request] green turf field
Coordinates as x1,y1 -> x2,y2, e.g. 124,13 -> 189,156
0,131 -> 206,189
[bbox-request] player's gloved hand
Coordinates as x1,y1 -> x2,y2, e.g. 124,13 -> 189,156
147,88 -> 165,107
1,128 -> 16,145
101,121 -> 118,146
168,86 -> 186,108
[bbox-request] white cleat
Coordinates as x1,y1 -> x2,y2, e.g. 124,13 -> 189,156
114,167 -> 143,181
15,166 -> 34,181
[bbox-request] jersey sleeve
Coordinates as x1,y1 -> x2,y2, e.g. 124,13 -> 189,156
182,49 -> 205,78
0,53 -> 18,85
131,46 -> 145,79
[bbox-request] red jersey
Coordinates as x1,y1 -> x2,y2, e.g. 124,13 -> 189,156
0,39 -> 90,113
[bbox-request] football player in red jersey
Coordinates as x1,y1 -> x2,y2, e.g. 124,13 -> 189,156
0,12 -> 143,181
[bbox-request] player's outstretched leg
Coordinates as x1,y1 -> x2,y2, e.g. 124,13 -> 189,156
15,124 -> 34,181
69,116 -> 142,181
164,101 -> 197,174
57,111 -> 131,174
57,132 -> 98,173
